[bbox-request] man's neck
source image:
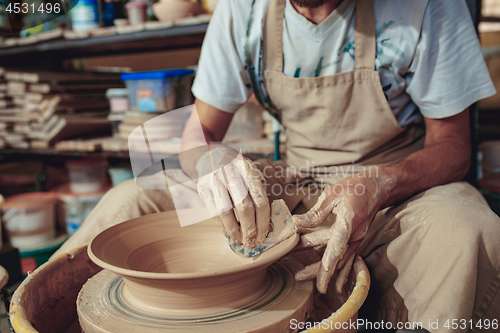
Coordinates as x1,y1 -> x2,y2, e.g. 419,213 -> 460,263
291,0 -> 344,25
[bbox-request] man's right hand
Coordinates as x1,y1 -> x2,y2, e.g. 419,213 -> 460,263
196,147 -> 270,248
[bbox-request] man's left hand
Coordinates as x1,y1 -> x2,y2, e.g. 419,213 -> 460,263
293,174 -> 395,294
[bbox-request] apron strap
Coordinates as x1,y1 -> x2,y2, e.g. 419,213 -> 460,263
266,0 -> 285,73
266,0 -> 376,73
354,0 -> 376,70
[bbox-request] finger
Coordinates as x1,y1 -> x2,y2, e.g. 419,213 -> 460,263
335,253 -> 355,294
317,201 -> 353,294
235,194 -> 257,247
223,162 -> 249,205
293,189 -> 340,228
197,177 -> 228,238
295,229 -> 331,251
317,264 -> 336,294
222,163 -> 258,247
295,261 -> 321,281
238,159 -> 270,245
197,176 -> 228,232
210,172 -> 242,244
336,240 -> 362,271
322,201 -> 352,271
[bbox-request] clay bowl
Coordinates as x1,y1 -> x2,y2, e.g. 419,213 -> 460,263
152,0 -> 202,22
88,209 -> 299,315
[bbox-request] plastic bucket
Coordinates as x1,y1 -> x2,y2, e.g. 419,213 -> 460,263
18,235 -> 67,276
53,184 -> 110,235
1,193 -> 57,250
303,256 -> 370,332
10,246 -> 102,333
65,158 -> 108,194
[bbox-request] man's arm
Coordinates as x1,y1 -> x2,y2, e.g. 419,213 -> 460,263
180,99 -> 270,248
378,108 -> 471,209
179,99 -> 235,179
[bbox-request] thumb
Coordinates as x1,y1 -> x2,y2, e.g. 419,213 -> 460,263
293,192 -> 340,228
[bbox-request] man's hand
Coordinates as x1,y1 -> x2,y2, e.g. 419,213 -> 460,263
293,174 -> 395,294
196,147 -> 270,248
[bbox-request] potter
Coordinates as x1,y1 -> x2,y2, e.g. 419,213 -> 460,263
54,0 -> 500,332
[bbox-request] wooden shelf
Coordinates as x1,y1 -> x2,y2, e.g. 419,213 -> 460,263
0,20 -> 208,69
0,146 -> 130,158
0,24 -> 207,57
0,138 -> 282,161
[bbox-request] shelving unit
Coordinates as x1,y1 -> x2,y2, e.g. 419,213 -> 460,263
0,17 -> 210,161
0,21 -> 209,69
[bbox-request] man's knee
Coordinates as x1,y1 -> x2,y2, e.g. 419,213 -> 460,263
102,178 -> 143,204
398,182 -> 496,237
408,182 -> 500,244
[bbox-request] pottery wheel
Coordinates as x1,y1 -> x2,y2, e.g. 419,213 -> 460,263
77,260 -> 313,333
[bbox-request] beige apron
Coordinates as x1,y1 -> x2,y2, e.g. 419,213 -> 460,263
264,0 -> 424,183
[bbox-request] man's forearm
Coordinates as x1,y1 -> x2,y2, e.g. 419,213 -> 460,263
377,138 -> 471,209
179,115 -> 218,179
179,99 -> 234,180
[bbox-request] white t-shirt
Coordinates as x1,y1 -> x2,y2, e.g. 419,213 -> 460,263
192,0 -> 495,127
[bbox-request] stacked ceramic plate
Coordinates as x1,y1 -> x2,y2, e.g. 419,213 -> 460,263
119,110 -> 190,141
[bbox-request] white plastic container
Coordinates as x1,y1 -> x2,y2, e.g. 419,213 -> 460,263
70,0 -> 100,32
106,88 -> 130,113
1,193 -> 57,250
66,158 -> 108,194
54,184 -> 110,235
125,2 -> 148,25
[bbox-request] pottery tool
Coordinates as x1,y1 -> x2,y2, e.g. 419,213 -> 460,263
229,199 -> 298,258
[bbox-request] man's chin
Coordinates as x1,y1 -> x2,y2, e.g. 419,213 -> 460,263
291,0 -> 331,9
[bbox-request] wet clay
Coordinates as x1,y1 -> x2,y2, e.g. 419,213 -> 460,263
82,209 -> 313,332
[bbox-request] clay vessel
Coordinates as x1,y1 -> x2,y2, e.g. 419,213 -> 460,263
88,209 -> 299,315
152,0 -> 202,22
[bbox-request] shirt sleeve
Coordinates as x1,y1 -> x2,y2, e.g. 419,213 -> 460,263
191,0 -> 253,113
406,0 -> 496,118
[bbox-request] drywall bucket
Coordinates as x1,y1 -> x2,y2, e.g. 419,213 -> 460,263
10,246 -> 101,333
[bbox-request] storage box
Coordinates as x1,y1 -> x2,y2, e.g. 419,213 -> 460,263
120,69 -> 195,112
